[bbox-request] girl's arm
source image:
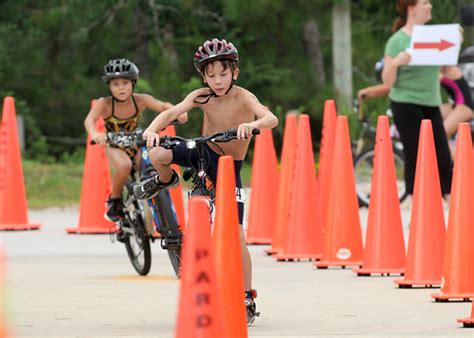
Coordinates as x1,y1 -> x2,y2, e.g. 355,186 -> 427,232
140,94 -> 188,123
84,98 -> 107,145
238,91 -> 278,139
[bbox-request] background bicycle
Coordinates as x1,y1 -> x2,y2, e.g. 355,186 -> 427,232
92,130 -> 182,277
352,100 -> 407,207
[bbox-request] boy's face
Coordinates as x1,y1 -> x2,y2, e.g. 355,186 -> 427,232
203,60 -> 239,96
108,78 -> 133,100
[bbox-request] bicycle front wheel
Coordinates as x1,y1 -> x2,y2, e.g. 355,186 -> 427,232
353,147 -> 407,207
153,190 -> 182,278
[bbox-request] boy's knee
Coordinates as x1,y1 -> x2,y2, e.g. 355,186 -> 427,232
149,147 -> 172,166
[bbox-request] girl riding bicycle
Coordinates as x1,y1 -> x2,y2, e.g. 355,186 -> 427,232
132,38 -> 278,324
84,58 -> 187,222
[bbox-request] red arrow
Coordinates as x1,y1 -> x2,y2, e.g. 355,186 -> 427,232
413,39 -> 455,51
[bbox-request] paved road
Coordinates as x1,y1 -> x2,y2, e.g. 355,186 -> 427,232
1,202 -> 473,338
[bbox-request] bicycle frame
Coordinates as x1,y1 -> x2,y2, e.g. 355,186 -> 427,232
138,145 -> 181,248
187,142 -> 214,198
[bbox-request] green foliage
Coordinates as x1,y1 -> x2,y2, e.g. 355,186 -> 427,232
0,0 -> 466,161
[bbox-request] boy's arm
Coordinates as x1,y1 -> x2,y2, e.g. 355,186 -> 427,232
141,94 -> 188,124
142,91 -> 199,147
238,92 -> 278,139
84,98 -> 107,145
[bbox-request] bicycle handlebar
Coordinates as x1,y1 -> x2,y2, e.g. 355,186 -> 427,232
159,128 -> 260,150
90,128 -> 261,149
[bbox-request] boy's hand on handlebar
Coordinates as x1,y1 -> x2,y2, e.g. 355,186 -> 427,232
237,123 -> 256,140
143,130 -> 160,148
92,133 -> 107,146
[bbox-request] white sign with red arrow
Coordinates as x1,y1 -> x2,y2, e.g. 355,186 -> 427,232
408,24 -> 461,66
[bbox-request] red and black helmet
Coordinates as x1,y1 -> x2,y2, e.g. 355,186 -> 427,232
193,38 -> 238,73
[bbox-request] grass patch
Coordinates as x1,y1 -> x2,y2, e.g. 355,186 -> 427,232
23,160 -> 254,209
24,160 -> 83,209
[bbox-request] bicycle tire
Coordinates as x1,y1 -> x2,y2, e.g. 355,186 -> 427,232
123,198 -> 152,276
354,147 -> 408,207
153,190 -> 182,278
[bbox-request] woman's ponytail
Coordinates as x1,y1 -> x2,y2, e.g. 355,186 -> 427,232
392,0 -> 417,32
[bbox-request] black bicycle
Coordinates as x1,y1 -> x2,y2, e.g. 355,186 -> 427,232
91,131 -> 182,276
352,100 -> 408,207
157,127 -> 261,325
158,128 -> 260,199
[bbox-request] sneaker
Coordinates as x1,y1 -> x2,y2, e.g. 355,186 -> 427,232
104,197 -> 125,222
245,289 -> 260,325
133,170 -> 179,200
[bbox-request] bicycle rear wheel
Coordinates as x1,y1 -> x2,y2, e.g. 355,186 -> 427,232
354,147 -> 407,207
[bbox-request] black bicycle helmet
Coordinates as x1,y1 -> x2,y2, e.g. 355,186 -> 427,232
375,58 -> 384,82
102,59 -> 139,83
193,38 -> 238,73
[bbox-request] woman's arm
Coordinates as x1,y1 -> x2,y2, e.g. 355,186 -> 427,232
382,52 -> 411,88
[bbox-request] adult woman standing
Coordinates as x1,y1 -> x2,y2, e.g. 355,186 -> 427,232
382,0 -> 453,198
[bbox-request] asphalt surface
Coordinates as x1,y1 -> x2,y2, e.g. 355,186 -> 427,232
1,200 -> 473,338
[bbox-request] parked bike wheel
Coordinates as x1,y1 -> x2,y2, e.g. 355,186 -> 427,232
123,194 -> 152,276
354,147 -> 408,207
154,190 -> 182,278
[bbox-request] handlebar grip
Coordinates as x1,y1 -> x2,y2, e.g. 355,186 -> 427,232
90,139 -> 96,145
226,128 -> 260,137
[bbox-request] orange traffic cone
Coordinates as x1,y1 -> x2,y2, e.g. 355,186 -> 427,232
274,114 -> 322,261
246,129 -> 279,244
394,120 -> 445,287
265,114 -> 298,255
160,125 -> 186,229
0,97 -> 41,230
353,116 -> 405,276
315,116 -> 363,268
317,100 -> 337,245
175,197 -> 224,338
66,101 -> 114,234
432,122 -> 474,301
458,302 -> 474,327
213,156 -> 247,338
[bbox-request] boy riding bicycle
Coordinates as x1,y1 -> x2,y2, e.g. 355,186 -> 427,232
132,38 -> 278,324
84,58 -> 187,223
